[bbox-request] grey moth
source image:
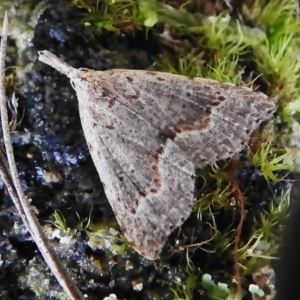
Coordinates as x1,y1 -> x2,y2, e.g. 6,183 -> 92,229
38,50 -> 276,259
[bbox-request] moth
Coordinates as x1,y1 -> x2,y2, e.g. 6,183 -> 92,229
38,50 -> 276,259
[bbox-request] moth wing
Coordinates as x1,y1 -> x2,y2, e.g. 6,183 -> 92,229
78,98 -> 195,259
72,68 -> 276,259
98,69 -> 276,166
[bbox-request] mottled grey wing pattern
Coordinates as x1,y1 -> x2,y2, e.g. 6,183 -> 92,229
77,81 -> 196,259
38,51 -> 276,259
72,69 -> 276,259
81,112 -> 195,258
96,70 -> 276,166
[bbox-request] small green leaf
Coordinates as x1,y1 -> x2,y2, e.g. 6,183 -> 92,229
144,11 -> 157,27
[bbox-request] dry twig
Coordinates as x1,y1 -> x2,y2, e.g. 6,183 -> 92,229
0,12 -> 84,300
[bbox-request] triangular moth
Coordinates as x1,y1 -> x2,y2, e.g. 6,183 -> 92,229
38,50 -> 276,259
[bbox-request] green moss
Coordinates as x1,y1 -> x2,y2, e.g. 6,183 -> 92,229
249,139 -> 294,182
171,253 -> 199,300
88,218 -> 133,256
237,189 -> 290,274
250,0 -> 299,38
110,232 -> 133,256
72,0 -> 160,33
75,208 -> 94,236
48,209 -> 68,231
193,179 -> 232,218
252,33 -> 300,104
4,66 -> 17,91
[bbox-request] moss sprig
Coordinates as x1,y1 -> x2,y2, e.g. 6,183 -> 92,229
249,139 -> 294,182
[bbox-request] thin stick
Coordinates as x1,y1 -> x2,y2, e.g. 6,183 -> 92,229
0,150 -> 31,228
0,12 -> 84,300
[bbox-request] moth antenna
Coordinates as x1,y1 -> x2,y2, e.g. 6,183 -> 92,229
38,50 -> 78,78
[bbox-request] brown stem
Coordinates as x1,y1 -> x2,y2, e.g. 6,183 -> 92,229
0,12 -> 84,300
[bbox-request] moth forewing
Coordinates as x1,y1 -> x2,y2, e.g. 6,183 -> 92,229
76,82 -> 196,259
38,51 -> 277,259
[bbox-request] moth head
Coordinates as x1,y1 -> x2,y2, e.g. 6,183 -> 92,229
71,69 -> 115,99
69,68 -> 93,91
